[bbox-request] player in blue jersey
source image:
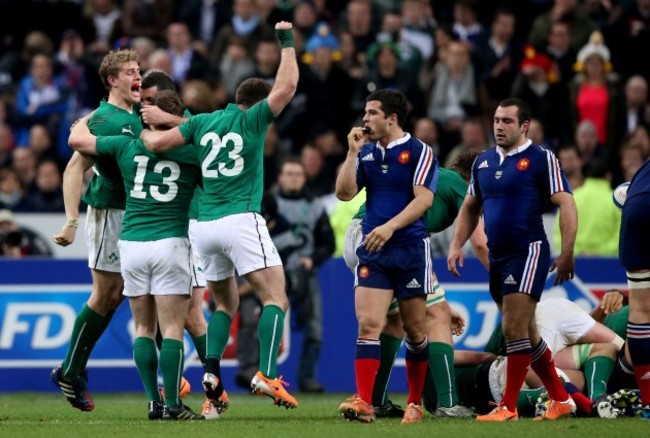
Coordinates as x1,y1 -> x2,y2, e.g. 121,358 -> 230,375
448,98 -> 578,422
618,158 -> 650,418
335,89 -> 438,424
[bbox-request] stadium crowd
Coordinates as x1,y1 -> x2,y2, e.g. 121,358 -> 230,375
0,1 -> 649,253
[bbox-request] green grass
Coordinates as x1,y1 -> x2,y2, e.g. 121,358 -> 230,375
1,393 -> 648,438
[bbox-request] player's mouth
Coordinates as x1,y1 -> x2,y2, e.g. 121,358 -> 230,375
131,82 -> 141,96
362,126 -> 371,134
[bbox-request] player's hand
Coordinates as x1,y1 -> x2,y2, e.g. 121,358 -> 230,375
447,246 -> 464,277
363,224 -> 394,252
140,105 -> 168,128
450,309 -> 465,336
347,127 -> 366,155
298,256 -> 314,271
52,224 -> 77,247
600,289 -> 624,314
549,252 -> 575,285
275,21 -> 293,30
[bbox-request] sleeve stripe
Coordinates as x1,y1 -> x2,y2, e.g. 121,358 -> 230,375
546,149 -> 564,194
414,140 -> 433,186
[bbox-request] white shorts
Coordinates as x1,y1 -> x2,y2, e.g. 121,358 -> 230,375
85,206 -> 124,273
195,212 -> 282,282
118,238 -> 193,297
535,297 -> 596,356
343,218 -> 363,272
188,219 -> 206,288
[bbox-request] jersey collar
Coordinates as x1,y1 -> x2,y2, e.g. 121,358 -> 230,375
496,139 -> 532,164
376,132 -> 411,150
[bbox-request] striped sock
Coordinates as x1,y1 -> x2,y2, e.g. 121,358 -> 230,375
501,339 -> 531,412
627,321 -> 650,404
530,339 -> 570,402
355,338 -> 381,404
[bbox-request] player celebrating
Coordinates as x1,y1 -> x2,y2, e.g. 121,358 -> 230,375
448,98 -> 579,421
51,49 -> 142,412
336,89 -> 438,424
69,90 -> 203,420
141,21 -> 300,410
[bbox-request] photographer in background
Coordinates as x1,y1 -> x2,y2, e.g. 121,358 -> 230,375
0,209 -> 53,257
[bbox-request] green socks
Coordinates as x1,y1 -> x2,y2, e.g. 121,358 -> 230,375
207,311 -> 231,360
258,305 -> 285,378
192,334 -> 207,366
585,356 -> 615,399
428,342 -> 458,408
62,304 -> 110,380
372,333 -> 402,406
133,337 -> 161,402
159,338 -> 184,407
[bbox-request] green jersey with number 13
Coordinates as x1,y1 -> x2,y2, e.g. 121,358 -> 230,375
178,100 -> 274,221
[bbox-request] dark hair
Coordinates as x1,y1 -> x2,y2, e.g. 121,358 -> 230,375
558,144 -> 582,159
366,89 -> 408,128
497,98 -> 532,126
151,90 -> 184,117
584,157 -> 610,179
280,156 -> 304,173
236,78 -> 272,108
141,70 -> 177,92
449,149 -> 479,182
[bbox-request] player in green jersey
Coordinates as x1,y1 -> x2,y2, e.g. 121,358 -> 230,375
141,21 -> 300,409
51,49 -> 143,412
343,150 -> 489,418
69,90 -> 204,421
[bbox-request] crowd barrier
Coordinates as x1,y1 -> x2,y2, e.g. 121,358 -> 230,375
0,257 -> 626,393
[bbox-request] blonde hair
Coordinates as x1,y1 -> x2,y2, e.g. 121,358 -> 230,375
98,49 -> 140,90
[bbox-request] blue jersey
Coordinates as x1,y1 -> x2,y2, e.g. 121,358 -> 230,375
626,158 -> 650,203
356,133 -> 438,247
469,140 -> 570,253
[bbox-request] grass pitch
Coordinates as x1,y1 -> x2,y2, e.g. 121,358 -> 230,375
1,393 -> 648,438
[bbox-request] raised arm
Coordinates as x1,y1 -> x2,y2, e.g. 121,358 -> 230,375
52,151 -> 94,246
267,21 -> 299,116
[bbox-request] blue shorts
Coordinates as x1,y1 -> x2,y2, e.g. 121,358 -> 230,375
355,238 -> 433,299
489,240 -> 550,302
619,197 -> 650,269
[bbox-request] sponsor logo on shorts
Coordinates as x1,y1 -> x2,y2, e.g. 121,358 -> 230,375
406,278 -> 421,288
504,275 -> 517,285
108,252 -> 119,263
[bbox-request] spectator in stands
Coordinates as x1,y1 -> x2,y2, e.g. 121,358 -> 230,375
147,49 -> 172,77
427,41 -> 477,153
0,123 -> 13,169
544,20 -> 577,88
337,31 -> 365,80
28,124 -> 57,163
605,0 -> 650,80
174,0 -> 234,50
121,0 -> 173,46
11,148 -> 37,193
377,11 -> 423,86
618,142 -> 646,184
210,0 -> 270,66
26,159 -> 64,213
83,0 -> 123,56
219,36 -> 255,100
615,75 -> 649,149
474,8 -> 523,114
413,116 -> 440,157
528,0 -> 597,52
301,23 -> 354,144
131,37 -> 157,74
339,0 -> 375,55
574,119 -> 606,166
443,117 -> 488,168
0,167 -> 33,212
301,144 -> 333,198
293,0 -> 319,41
569,31 -> 620,149
451,0 -> 483,47
554,158 -> 619,256
14,53 -> 67,148
528,118 -> 548,148
165,22 -> 214,87
180,79 -> 218,115
511,45 -> 571,149
400,0 -> 435,61
558,145 -> 585,191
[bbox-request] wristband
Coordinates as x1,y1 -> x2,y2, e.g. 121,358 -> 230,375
66,217 -> 79,228
275,28 -> 294,49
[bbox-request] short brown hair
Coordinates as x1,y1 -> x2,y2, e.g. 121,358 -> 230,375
98,49 -> 140,91
150,90 -> 184,119
235,78 -> 272,108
